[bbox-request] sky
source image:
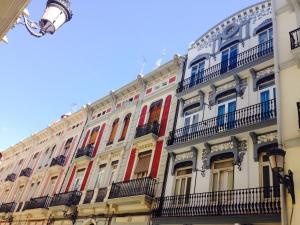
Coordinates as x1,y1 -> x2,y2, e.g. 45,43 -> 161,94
0,0 -> 263,151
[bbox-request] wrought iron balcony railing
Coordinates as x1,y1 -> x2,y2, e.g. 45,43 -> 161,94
95,188 -> 107,203
23,196 -> 52,211
108,177 -> 157,199
290,27 -> 300,50
135,121 -> 160,139
83,190 -> 94,204
75,145 -> 93,159
152,186 -> 280,218
177,39 -> 273,93
19,167 -> 33,178
50,155 -> 66,167
0,202 -> 16,213
168,99 -> 276,146
50,191 -> 81,207
5,173 -> 16,182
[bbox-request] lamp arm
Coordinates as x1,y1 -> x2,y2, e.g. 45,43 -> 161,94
22,14 -> 45,38
277,170 -> 296,204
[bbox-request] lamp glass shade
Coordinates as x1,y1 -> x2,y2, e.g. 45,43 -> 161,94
267,148 -> 285,173
40,5 -> 67,34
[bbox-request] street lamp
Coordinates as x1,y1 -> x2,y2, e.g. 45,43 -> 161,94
22,0 -> 73,38
267,147 -> 296,204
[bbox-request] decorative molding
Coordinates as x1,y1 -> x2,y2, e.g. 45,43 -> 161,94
201,136 -> 247,176
253,18 -> 272,35
250,131 -> 278,161
250,66 -> 274,91
188,53 -> 210,68
209,74 -> 246,105
171,147 -> 197,175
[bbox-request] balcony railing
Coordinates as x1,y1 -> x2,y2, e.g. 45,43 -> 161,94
50,191 -> 82,207
83,190 -> 94,204
5,173 -> 16,182
177,39 -> 273,93
75,145 -> 93,159
50,155 -> 66,167
19,167 -> 32,178
135,121 -> 160,139
152,186 -> 280,218
95,188 -> 107,203
290,28 -> 300,50
108,177 -> 157,199
0,202 -> 16,213
168,99 -> 276,146
23,196 -> 52,211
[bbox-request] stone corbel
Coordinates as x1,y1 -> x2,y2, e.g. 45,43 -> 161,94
233,74 -> 245,98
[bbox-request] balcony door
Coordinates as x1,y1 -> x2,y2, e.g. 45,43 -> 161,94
211,158 -> 234,202
183,112 -> 199,135
95,164 -> 106,188
221,45 -> 238,74
217,100 -> 236,129
190,61 -> 205,87
260,86 -> 275,120
258,27 -> 273,54
260,152 -> 280,198
46,176 -> 57,196
72,169 -> 85,191
108,161 -> 119,185
148,100 -> 162,124
173,167 -> 192,205
134,151 -> 152,179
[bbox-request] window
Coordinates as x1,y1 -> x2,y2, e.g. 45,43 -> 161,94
260,86 -> 275,120
220,45 -> 238,74
88,126 -> 100,146
174,167 -> 192,196
217,100 -> 236,129
107,119 -> 119,145
63,138 -> 73,155
119,113 -> 131,141
258,27 -> 273,54
72,169 -> 86,191
190,61 -> 205,87
183,111 -> 199,135
148,100 -> 163,124
46,176 -> 58,195
108,161 -> 118,185
259,152 -> 280,198
95,164 -> 106,188
134,151 -> 152,179
211,158 -> 234,202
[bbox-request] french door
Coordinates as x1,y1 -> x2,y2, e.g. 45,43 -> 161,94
173,168 -> 192,205
217,101 -> 236,129
221,45 -> 238,74
190,62 -> 205,87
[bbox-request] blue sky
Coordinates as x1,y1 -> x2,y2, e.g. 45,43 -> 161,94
0,0 -> 262,151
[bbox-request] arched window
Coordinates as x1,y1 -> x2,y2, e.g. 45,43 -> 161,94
107,118 -> 119,145
148,100 -> 163,124
88,126 -> 100,146
119,113 -> 132,141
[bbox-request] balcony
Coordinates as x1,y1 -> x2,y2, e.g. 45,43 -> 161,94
177,39 -> 273,94
152,186 -> 280,220
290,27 -> 300,50
23,196 -> 52,211
0,202 -> 16,213
108,177 -> 157,199
5,173 -> 16,182
75,145 -> 93,159
135,121 -> 160,139
19,167 -> 32,178
50,155 -> 66,167
50,191 -> 82,207
168,99 -> 276,146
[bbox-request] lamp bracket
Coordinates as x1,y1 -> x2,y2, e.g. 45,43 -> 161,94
22,14 -> 45,38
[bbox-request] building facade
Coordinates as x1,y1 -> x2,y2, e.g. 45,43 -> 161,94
0,1 -> 300,225
152,1 -> 281,225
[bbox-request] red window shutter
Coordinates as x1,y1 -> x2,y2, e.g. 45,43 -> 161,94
80,161 -> 94,191
159,95 -> 172,137
66,166 -> 77,192
81,130 -> 91,149
138,106 -> 148,126
150,140 -> 164,178
124,148 -> 136,181
92,123 -> 106,157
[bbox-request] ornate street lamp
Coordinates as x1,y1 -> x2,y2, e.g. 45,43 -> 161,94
22,0 -> 73,38
267,147 -> 296,204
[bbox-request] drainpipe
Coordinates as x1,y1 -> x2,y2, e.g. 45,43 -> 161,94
271,1 -> 288,225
